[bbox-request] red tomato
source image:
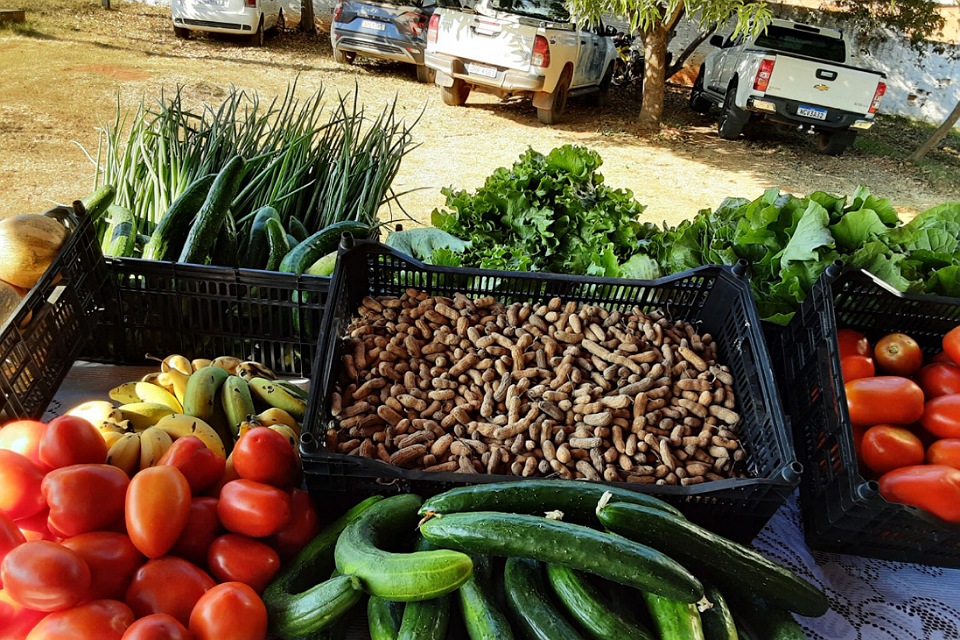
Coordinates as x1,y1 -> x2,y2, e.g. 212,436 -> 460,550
158,436 -> 225,496
927,439 -> 960,470
841,355 -> 875,383
217,479 -> 291,538
125,557 -> 215,627
188,582 -> 267,640
944,326 -> 960,366
207,534 -> 280,594
916,362 -> 960,399
859,425 -> 925,475
169,497 -> 222,568
837,328 -> 870,360
61,532 -> 145,601
0,512 -> 26,589
1,540 -> 90,611
873,332 -> 924,376
920,394 -> 960,439
26,598 -> 134,640
232,427 -> 299,488
42,464 -> 128,537
38,416 -> 107,470
0,420 -> 47,466
205,453 -> 240,498
271,488 -> 320,561
121,613 -> 193,640
125,465 -> 192,559
878,464 -> 960,523
1,587 -> 48,640
844,376 -> 925,426
0,450 -> 46,521
14,509 -> 55,542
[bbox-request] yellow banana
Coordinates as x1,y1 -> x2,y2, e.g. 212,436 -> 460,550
154,413 -> 226,458
134,381 -> 183,412
106,432 -> 141,478
109,382 -> 142,404
268,424 -> 300,451
274,380 -> 309,402
162,354 -> 193,376
236,420 -> 258,440
255,408 -> 300,437
159,368 -> 190,406
139,426 -> 174,469
66,400 -> 122,429
210,356 -> 243,375
118,402 -> 177,431
191,358 -> 213,372
140,371 -> 166,387
236,360 -> 277,381
183,366 -> 230,423
248,377 -> 306,421
221,375 -> 256,439
100,428 -> 128,449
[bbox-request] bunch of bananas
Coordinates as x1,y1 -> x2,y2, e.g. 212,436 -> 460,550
66,354 -> 309,477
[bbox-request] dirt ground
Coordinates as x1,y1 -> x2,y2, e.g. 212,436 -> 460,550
0,0 -> 955,228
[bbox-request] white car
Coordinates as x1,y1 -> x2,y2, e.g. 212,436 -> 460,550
172,0 -> 284,46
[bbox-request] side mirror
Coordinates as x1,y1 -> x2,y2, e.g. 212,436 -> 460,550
709,34 -> 725,48
605,24 -> 616,36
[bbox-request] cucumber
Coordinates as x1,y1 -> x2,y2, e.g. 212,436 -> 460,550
212,210 -> 239,267
80,184 -> 116,222
334,494 -> 473,602
545,564 -> 655,640
288,215 -> 309,243
459,555 -> 515,640
419,479 -> 683,524
368,596 -> 403,640
306,250 -> 338,276
103,204 -> 136,257
726,592 -> 806,640
264,217 -> 291,271
268,574 -> 364,639
643,592 -> 706,640
279,220 -> 371,275
420,511 -> 702,603
179,156 -> 245,264
243,205 -> 282,269
504,558 -> 584,640
142,173 -> 216,261
397,594 -> 451,640
701,584 -> 739,640
596,502 -> 829,618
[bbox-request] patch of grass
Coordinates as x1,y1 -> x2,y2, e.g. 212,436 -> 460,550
857,113 -> 960,194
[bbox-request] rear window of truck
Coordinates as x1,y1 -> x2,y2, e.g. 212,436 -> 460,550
754,25 -> 846,63
490,0 -> 570,22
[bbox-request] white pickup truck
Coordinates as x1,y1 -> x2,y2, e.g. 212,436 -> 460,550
423,0 -> 618,124
689,18 -> 887,155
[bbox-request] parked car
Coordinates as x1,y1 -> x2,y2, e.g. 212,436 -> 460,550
330,0 -> 460,82
171,0 -> 284,47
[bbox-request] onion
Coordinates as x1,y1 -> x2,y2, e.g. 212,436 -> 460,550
0,214 -> 70,289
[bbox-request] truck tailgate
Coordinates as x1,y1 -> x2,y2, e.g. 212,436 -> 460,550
431,10 -> 535,72
765,55 -> 881,113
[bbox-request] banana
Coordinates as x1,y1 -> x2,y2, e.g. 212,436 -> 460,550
274,380 -> 309,402
248,377 -> 306,421
139,426 -> 174,468
140,371 -> 166,387
106,432 -> 141,478
210,356 -> 243,375
159,368 -> 191,406
118,402 -> 177,431
191,358 -> 213,372
236,420 -> 259,439
254,407 -> 300,437
183,365 -> 230,423
109,382 -> 142,404
268,424 -> 300,451
134,381 -> 183,412
236,360 -> 277,381
162,354 -> 193,376
221,375 -> 256,439
100,428 -> 128,449
153,413 -> 226,458
65,400 -> 122,429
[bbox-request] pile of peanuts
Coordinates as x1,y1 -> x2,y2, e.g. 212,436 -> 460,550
326,289 -> 747,486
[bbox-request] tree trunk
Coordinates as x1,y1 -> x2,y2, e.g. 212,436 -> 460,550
300,0 -> 317,34
666,24 -> 717,79
638,23 -> 670,132
909,99 -> 960,162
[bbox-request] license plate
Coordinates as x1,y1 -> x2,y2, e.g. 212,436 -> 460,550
797,105 -> 828,121
360,19 -> 385,31
466,62 -> 497,78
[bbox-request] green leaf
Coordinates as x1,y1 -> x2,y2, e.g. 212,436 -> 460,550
781,201 -> 834,264
385,227 -> 471,263
926,266 -> 960,297
847,242 -> 913,292
829,208 -> 890,251
619,253 -> 661,280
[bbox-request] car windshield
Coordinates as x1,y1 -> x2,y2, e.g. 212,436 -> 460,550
489,0 -> 570,22
754,25 -> 846,63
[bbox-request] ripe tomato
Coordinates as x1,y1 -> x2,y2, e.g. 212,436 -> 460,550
920,394 -> 960,439
42,464 -> 128,537
125,557 -> 215,627
1,540 -> 90,611
837,328 -> 870,359
217,479 -> 291,538
1,587 -> 47,640
38,416 -> 107,470
169,497 -> 222,568
0,512 -> 26,589
0,420 -> 47,467
25,598 -> 134,640
859,425 -> 925,476
232,427 -> 299,488
873,332 -> 924,376
125,465 -> 192,559
207,534 -> 280,594
158,436 -> 225,496
271,488 -> 320,561
61,532 -> 145,601
13,508 -> 55,542
944,325 -> 960,366
844,376 -> 925,426
0,450 -> 46,521
915,362 -> 960,399
188,582 -> 267,640
205,453 -> 241,498
841,355 -> 875,383
878,464 -> 960,523
120,613 -> 193,640
926,439 -> 960,470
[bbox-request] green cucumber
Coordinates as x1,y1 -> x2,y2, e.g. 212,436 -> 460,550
727,592 -> 806,640
306,250 -> 338,276
288,215 -> 309,243
80,184 -> 116,222
643,592 -> 705,640
701,584 -> 739,640
212,210 -> 239,267
243,205 -> 282,269
142,174 -> 216,261
505,558 -> 584,640
459,555 -> 515,640
179,156 -> 245,264
546,564 -> 655,640
368,596 -> 403,640
596,502 -> 828,618
264,217 -> 291,271
334,494 -> 473,602
268,574 -> 363,639
420,511 -> 702,603
279,220 -> 371,275
397,594 -> 451,640
418,479 -> 683,524
103,204 -> 136,257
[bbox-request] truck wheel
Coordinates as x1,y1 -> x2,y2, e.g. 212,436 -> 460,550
440,78 -> 470,106
249,17 -> 264,47
689,66 -> 711,114
818,129 -> 857,156
717,81 -> 748,140
333,48 -> 356,65
173,25 -> 190,39
538,68 -> 571,125
416,65 -> 436,84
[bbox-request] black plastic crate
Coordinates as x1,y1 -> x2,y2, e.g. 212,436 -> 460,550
0,204 -> 111,420
300,239 -> 799,543
770,266 -> 960,566
82,258 -> 331,378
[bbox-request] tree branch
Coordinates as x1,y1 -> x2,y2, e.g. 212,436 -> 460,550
666,22 -> 718,78
909,99 -> 960,162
